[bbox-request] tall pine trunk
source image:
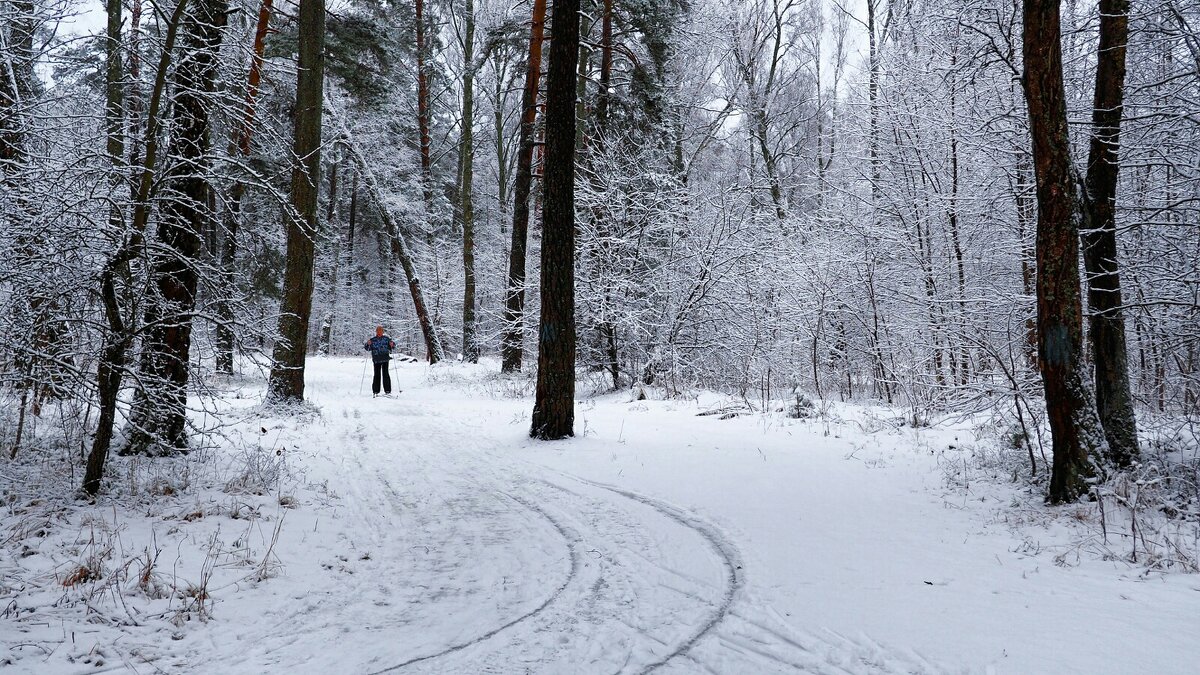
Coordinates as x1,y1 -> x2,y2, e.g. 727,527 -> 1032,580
415,0 -> 434,208
267,0 -> 325,402
500,0 -> 548,373
459,0 -> 479,363
1023,0 -> 1108,503
530,0 -> 579,439
1082,0 -> 1139,468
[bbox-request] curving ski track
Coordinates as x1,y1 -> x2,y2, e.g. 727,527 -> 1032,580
219,363 -> 949,675
567,478 -> 744,673
535,476 -> 743,673
368,492 -> 582,674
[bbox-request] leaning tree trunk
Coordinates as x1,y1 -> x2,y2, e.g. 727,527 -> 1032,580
217,0 -> 273,375
1082,0 -> 1139,468
333,108 -> 446,363
122,0 -> 228,455
267,0 -> 325,402
1023,0 -> 1108,503
530,0 -> 580,440
500,0 -> 547,373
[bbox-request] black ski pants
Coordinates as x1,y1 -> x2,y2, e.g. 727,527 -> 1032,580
372,361 -> 391,394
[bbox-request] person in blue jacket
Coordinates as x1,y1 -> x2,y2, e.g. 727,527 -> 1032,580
364,326 -> 396,396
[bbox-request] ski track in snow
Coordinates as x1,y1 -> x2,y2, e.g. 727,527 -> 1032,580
207,362 -> 949,674
367,490 -> 583,674
557,478 -> 743,674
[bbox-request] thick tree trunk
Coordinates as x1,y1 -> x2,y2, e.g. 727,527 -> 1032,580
500,0 -> 548,373
268,0 -> 325,402
83,338 -> 129,494
530,0 -> 580,439
1082,0 -> 1139,468
460,0 -> 479,363
1023,0 -> 1107,503
123,0 -> 228,455
4,2 -> 72,417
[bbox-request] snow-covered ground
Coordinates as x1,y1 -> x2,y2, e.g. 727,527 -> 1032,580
4,356 -> 1199,673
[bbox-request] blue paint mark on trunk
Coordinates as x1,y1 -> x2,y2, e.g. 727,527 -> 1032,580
1043,323 -> 1071,367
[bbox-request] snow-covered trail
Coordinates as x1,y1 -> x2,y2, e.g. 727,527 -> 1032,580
194,359 -> 938,674
173,356 -> 1200,675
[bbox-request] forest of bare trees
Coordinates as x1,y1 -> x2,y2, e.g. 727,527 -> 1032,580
2,0 -> 1199,502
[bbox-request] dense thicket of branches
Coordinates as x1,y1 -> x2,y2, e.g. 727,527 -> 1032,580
1,0 -> 1197,497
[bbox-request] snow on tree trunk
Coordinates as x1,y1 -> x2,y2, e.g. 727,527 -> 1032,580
1023,0 -> 1109,503
1082,0 -> 1140,468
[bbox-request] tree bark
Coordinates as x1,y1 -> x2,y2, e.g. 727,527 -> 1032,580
415,0 -> 434,207
122,0 -> 228,455
500,0 -> 548,373
531,0 -> 580,439
127,0 -> 145,171
1022,0 -> 1107,503
459,0 -> 479,362
104,0 -> 124,175
267,0 -> 325,402
1082,0 -> 1139,468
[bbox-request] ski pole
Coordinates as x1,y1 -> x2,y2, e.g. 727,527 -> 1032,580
359,355 -> 368,395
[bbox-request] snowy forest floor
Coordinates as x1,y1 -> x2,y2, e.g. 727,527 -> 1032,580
3,357 -> 1199,674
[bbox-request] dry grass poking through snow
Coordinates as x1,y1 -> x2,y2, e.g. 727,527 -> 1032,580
938,413 -> 1200,574
0,407 -> 314,671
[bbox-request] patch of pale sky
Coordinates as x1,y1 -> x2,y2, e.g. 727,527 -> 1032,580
62,0 -> 105,34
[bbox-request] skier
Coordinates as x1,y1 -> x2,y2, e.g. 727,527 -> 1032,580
364,326 -> 397,397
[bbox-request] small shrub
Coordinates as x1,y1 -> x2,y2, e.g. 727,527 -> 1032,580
787,389 -> 816,419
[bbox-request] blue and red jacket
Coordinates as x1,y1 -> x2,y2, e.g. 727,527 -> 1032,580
365,335 -> 395,363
